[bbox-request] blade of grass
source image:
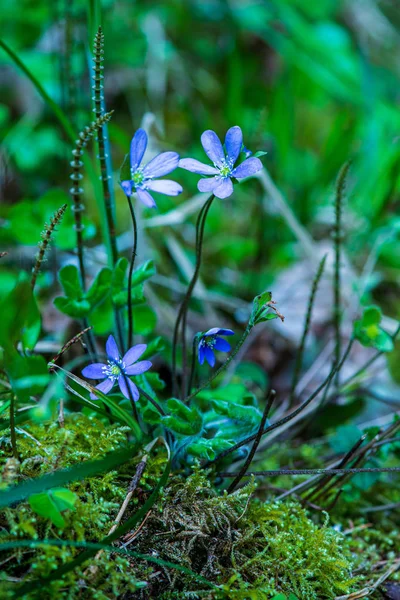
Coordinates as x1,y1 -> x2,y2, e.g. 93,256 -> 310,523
0,539 -> 216,592
0,444 -> 137,509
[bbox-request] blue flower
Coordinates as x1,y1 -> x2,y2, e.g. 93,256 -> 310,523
82,335 -> 151,401
120,128 -> 183,208
179,126 -> 263,199
198,327 -> 234,367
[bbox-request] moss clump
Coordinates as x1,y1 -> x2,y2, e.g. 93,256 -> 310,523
127,468 -> 356,599
0,419 -> 357,599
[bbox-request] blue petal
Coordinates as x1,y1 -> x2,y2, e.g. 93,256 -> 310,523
231,157 -> 263,179
179,158 -> 219,175
118,375 -> 140,401
201,130 -> 225,168
214,338 -> 231,352
225,126 -> 243,165
143,152 -> 179,178
216,328 -> 235,336
137,188 -> 157,208
90,377 -> 114,400
125,360 -> 152,375
198,177 -> 218,193
203,327 -> 221,336
213,177 -> 233,199
145,180 -> 183,196
82,363 -> 107,379
130,129 -> 147,171
106,335 -> 120,361
123,344 -> 147,366
204,347 -> 216,367
198,344 -> 205,365
120,180 -> 133,197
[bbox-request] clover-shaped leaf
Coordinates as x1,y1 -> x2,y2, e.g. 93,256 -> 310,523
354,306 -> 394,353
54,265 -> 113,318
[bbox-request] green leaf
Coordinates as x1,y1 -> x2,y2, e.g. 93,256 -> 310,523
141,336 -> 165,360
4,352 -> 50,401
249,290 -> 277,326
111,258 -> 147,307
86,267 -> 112,307
29,488 -> 77,529
187,437 -> 233,460
58,265 -> 83,299
111,257 -> 128,297
374,330 -> 394,353
253,150 -> 268,158
354,306 -> 395,352
0,275 -> 41,352
161,398 -> 203,435
54,296 -> 91,318
134,305 -> 157,335
362,305 -> 381,326
211,399 -> 262,427
130,260 -> 156,286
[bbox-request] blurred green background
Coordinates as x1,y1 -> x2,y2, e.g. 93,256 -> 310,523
1,0 -> 400,352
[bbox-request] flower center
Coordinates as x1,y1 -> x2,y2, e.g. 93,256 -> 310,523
204,337 -> 216,349
103,360 -> 125,381
219,165 -> 231,177
132,169 -> 145,186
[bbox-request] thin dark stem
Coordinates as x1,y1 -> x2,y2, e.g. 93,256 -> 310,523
137,386 -> 166,416
171,195 -> 215,397
304,434 -> 365,502
186,325 -> 253,404
187,334 -> 200,397
9,395 -> 18,459
227,390 -> 276,494
115,311 -> 126,356
204,338 -> 354,468
289,254 -> 327,405
181,196 -> 214,398
333,162 -> 350,386
126,196 -> 138,349
220,467 -> 400,478
120,373 -> 140,424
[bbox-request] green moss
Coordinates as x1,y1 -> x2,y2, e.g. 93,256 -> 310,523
1,418 -> 396,599
127,467 -> 355,599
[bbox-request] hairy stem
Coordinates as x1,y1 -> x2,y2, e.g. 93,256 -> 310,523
289,254 -> 327,405
92,27 -> 118,266
31,204 -> 67,290
333,162 -> 350,385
